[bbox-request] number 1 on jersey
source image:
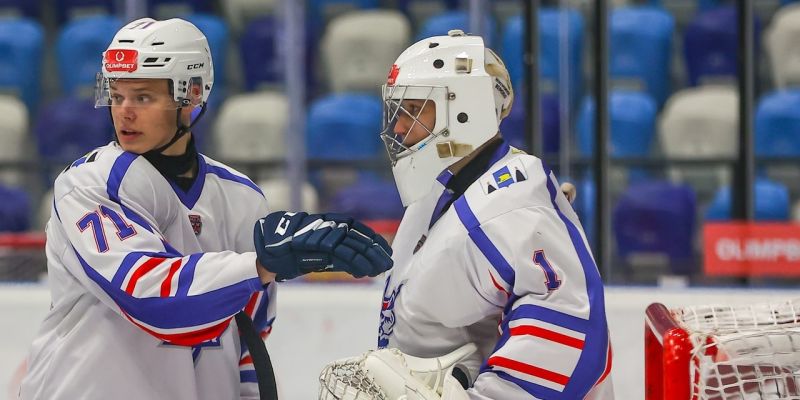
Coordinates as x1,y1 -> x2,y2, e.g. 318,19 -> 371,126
533,249 -> 561,292
77,206 -> 137,252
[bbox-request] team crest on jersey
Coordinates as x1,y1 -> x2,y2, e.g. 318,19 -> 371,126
189,214 -> 202,235
378,279 -> 404,349
481,159 -> 528,194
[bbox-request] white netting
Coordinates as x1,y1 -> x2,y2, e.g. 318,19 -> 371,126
318,354 -> 388,400
673,299 -> 800,400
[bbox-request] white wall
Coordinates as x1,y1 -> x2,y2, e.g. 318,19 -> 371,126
2,283 -> 799,400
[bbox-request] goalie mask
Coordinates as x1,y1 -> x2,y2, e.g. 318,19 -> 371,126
95,18 -> 213,152
381,30 -> 514,206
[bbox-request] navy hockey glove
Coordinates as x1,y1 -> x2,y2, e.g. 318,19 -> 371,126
254,211 -> 393,281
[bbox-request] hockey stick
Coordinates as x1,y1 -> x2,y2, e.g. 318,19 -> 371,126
235,311 -> 279,400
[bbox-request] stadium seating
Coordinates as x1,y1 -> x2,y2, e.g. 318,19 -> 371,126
55,0 -> 114,24
320,10 -> 410,93
502,9 -> 583,103
705,178 -> 791,221
257,178 -> 320,213
416,10 -> 496,46
212,91 -> 288,162
328,176 -> 404,220
308,0 -> 380,28
658,85 -> 738,196
499,91 -> 561,154
0,0 -> 40,19
576,90 -> 658,157
240,15 -> 286,91
683,5 -> 760,86
613,180 -> 697,273
56,15 -> 122,98
610,6 -> 674,106
182,14 -> 228,99
396,0 -> 459,26
221,0 -> 277,33
148,0 -> 215,20
764,3 -> 800,89
0,184 -> 30,232
755,89 -> 800,157
572,178 -> 596,248
34,97 -> 113,161
0,18 -> 43,113
306,93 -> 382,160
0,95 -> 28,186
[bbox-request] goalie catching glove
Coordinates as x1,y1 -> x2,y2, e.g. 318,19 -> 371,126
254,211 -> 393,281
318,343 -> 477,400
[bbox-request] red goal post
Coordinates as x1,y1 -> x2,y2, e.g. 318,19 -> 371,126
645,299 -> 800,400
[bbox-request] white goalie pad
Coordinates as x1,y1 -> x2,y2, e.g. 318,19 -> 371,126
319,343 -> 477,400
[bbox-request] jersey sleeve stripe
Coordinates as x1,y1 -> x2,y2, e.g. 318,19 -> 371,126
75,248 -> 259,329
541,162 -> 611,399
175,253 -> 202,296
510,304 -> 589,333
509,325 -> 585,350
123,311 -> 232,346
124,257 -> 167,294
487,356 -> 570,386
206,164 -> 264,197
240,370 -> 258,383
453,196 -> 516,288
160,259 -> 183,297
488,370 -> 566,399
239,355 -> 253,366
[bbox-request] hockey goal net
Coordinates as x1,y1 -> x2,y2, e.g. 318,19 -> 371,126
645,299 -> 800,400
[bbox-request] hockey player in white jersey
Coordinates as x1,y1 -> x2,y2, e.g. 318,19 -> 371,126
19,18 -> 392,400
321,31 -> 613,400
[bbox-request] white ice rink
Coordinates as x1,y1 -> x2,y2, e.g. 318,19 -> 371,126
2,283 -> 799,399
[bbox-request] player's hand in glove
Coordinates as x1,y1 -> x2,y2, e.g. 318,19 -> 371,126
254,211 -> 393,281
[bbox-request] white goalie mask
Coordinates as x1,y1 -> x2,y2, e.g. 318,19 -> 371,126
95,18 -> 213,110
381,30 -> 514,206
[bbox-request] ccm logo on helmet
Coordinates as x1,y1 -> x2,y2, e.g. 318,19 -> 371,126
104,49 -> 138,72
187,63 -> 204,70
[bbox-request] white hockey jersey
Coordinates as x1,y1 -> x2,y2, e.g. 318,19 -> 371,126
20,142 -> 276,400
378,141 -> 614,399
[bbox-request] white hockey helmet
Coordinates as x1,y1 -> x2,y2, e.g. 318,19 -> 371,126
95,17 -> 214,109
381,30 -> 514,206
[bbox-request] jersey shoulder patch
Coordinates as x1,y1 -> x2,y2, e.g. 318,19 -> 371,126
480,158 -> 529,195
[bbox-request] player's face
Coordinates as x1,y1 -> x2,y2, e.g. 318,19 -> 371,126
109,79 -> 182,154
393,99 -> 436,147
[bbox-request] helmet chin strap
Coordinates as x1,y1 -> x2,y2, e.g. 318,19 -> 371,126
149,101 -> 208,154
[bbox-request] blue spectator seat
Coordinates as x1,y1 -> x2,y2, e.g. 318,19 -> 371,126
610,6 -> 674,106
0,18 -> 43,113
308,0 -> 380,28
684,5 -> 760,86
0,184 -> 29,232
329,177 -> 405,220
57,15 -> 121,98
500,91 -> 560,154
306,93 -> 382,160
0,0 -> 40,18
183,14 -> 228,99
576,91 -> 657,157
502,9 -> 583,104
241,16 -> 317,92
34,97 -> 113,161
55,0 -> 114,24
148,0 -> 215,19
417,10 -> 496,46
755,89 -> 800,157
613,180 -> 696,272
705,178 -> 791,221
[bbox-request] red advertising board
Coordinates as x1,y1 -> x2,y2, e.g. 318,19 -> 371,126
704,223 -> 800,276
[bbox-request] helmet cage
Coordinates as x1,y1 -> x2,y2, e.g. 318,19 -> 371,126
380,84 -> 450,164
